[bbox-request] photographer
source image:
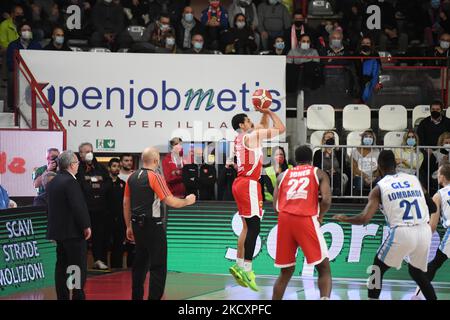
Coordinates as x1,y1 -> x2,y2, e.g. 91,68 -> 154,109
32,148 -> 60,196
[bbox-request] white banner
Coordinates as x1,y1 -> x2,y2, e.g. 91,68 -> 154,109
0,130 -> 63,197
20,51 -> 286,153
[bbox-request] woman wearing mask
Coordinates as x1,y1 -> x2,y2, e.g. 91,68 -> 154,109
354,36 -> 381,103
313,131 -> 349,196
286,34 -> 320,64
269,36 -> 288,55
162,137 -> 186,197
222,13 -> 257,54
351,129 -> 380,196
262,146 -> 292,201
394,130 -> 424,175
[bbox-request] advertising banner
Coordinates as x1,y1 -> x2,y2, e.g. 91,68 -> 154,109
167,203 -> 449,283
20,51 -> 286,153
0,207 -> 55,297
0,130 -> 63,197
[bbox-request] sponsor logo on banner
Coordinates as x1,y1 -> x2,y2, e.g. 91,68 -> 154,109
20,52 -> 286,152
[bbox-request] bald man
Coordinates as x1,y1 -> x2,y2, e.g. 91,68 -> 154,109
124,147 -> 196,300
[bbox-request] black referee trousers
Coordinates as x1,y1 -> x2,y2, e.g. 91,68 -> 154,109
131,217 -> 167,300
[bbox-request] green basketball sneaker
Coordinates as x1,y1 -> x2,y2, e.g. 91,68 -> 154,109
241,270 -> 259,292
229,264 -> 247,287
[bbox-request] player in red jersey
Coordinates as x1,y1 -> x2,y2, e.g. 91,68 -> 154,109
272,145 -> 332,300
229,109 -> 285,291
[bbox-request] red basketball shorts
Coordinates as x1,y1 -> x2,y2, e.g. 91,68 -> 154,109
232,177 -> 263,219
275,213 -> 328,267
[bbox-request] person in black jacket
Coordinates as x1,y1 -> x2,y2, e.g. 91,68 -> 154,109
44,26 -> 71,51
198,156 -> 217,200
175,6 -> 204,51
47,150 -> 91,300
222,13 -> 256,54
182,149 -> 199,198
76,142 -> 110,270
218,158 -> 237,200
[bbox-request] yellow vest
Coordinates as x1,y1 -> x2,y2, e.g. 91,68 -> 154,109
264,164 -> 293,201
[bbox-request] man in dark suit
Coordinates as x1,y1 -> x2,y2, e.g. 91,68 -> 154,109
47,150 -> 92,300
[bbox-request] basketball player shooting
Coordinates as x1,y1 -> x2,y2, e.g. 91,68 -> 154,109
229,96 -> 285,292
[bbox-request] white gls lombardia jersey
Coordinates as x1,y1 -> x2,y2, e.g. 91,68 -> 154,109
377,172 -> 429,227
438,184 -> 450,228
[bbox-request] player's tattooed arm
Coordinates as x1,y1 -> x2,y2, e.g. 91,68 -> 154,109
333,186 -> 381,225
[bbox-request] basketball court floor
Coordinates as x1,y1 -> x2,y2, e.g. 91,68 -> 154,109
1,271 -> 450,300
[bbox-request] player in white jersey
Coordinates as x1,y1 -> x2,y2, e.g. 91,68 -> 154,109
414,164 -> 450,298
334,150 -> 437,300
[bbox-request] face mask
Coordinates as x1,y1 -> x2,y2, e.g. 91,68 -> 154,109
440,40 -> 450,49
431,0 -> 441,9
325,138 -> 335,146
325,24 -> 333,34
406,138 -> 416,146
21,31 -> 32,41
54,36 -> 64,45
268,0 -> 278,5
275,42 -> 285,50
85,152 -> 94,162
104,0 -> 112,3
361,45 -> 371,53
236,21 -> 246,29
331,39 -> 342,49
300,42 -> 310,50
184,13 -> 194,22
363,137 -> 373,146
193,41 -> 203,50
431,110 -> 441,119
14,15 -> 24,23
166,37 -> 175,46
160,23 -> 170,31
294,21 -> 304,28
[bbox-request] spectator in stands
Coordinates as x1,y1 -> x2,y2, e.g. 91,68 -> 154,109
320,30 -> 351,64
76,142 -> 110,271
105,158 -> 126,269
182,148 -> 199,198
90,0 -> 132,51
228,0 -> 259,39
175,6 -> 204,51
183,33 -> 213,54
44,26 -> 71,51
33,147 -> 60,196
427,131 -> 450,193
142,13 -> 175,48
217,158 -> 237,201
269,36 -> 287,55
313,131 -> 349,196
354,36 -> 381,104
147,0 -> 188,25
394,130 -> 424,175
6,21 -> 41,112
262,146 -> 292,201
287,34 -> 319,64
351,129 -> 380,196
422,0 -> 450,47
222,13 -> 257,54
0,5 -> 24,50
33,171 -> 57,207
162,137 -> 185,197
285,9 -> 319,51
258,0 -> 290,50
119,154 -> 134,182
199,154 -> 217,200
417,100 -> 450,191
122,0 -> 150,26
201,0 -> 229,51
426,32 -> 450,66
341,2 -> 363,52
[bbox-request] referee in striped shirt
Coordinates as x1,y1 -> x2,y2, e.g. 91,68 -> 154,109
124,147 -> 196,300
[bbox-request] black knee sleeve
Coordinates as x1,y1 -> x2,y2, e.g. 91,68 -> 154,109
244,216 -> 261,261
367,256 -> 390,299
427,249 -> 448,281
